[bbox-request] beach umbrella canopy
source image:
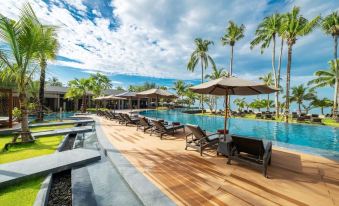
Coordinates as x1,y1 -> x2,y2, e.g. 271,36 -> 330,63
190,76 -> 278,135
136,88 -> 177,98
190,76 -> 278,95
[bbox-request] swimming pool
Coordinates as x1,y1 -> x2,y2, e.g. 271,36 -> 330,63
29,112 -> 76,121
140,109 -> 339,159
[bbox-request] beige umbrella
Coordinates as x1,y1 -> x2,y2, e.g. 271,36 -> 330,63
190,76 -> 278,135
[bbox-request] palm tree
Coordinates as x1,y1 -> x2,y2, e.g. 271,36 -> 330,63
187,38 -> 216,111
259,72 -> 274,111
281,7 -> 319,122
290,84 -> 316,114
66,78 -> 92,113
0,4 -> 42,141
173,80 -> 187,105
251,13 -> 282,117
205,67 -> 229,112
308,59 -> 338,115
28,80 -> 40,105
233,98 -> 246,112
221,21 -> 245,75
321,12 -> 339,116
47,77 -> 63,86
184,89 -> 198,108
90,72 -> 112,97
36,25 -> 59,121
311,98 -> 333,115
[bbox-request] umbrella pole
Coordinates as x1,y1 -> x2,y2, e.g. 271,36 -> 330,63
224,93 -> 228,138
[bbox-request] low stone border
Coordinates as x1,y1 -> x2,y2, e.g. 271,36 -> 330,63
95,119 -> 175,206
33,133 -> 71,206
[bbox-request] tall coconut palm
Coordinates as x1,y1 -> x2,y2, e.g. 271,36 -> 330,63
0,4 -> 42,141
259,72 -> 274,111
221,21 -> 245,75
280,7 -> 319,122
308,59 -> 338,113
172,80 -> 187,105
251,13 -> 282,116
321,12 -> 339,116
36,25 -> 59,121
233,98 -> 246,112
66,78 -> 92,113
290,84 -> 316,114
311,98 -> 333,115
187,38 -> 216,111
205,67 -> 229,112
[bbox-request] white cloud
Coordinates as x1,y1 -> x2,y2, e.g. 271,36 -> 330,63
0,0 -> 337,80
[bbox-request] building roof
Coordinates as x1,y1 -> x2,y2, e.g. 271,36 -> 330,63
45,86 -> 125,96
115,91 -> 136,97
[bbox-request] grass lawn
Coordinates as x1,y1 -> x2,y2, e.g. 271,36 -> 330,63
0,176 -> 45,206
0,124 -> 74,205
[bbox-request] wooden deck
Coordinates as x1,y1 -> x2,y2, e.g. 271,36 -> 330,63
95,116 -> 339,206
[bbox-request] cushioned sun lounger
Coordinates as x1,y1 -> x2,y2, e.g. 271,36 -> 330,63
137,117 -> 152,133
185,124 -> 220,156
150,120 -> 185,139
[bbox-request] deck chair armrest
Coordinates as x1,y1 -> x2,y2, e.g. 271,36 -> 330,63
263,142 -> 272,165
185,132 -> 193,142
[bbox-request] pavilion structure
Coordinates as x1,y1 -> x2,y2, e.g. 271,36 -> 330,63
0,88 -> 13,128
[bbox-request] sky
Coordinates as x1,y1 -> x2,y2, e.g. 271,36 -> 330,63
0,0 -> 338,112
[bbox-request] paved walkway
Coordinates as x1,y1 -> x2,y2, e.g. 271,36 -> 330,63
32,126 -> 93,138
29,119 -> 94,128
0,148 -> 100,187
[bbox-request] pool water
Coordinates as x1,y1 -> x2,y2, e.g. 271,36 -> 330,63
140,109 -> 339,159
29,112 -> 76,121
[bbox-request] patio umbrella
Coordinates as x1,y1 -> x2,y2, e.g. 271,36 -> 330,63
190,76 -> 278,135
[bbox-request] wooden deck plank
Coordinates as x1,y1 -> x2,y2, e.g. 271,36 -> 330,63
95,116 -> 339,206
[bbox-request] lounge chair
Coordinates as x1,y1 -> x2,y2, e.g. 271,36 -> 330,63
185,124 -> 220,156
227,135 -> 272,177
291,112 -> 298,120
116,113 -> 127,124
137,117 -> 152,133
150,120 -> 185,139
122,113 -> 140,126
255,113 -> 262,119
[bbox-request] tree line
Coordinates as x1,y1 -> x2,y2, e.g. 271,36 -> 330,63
185,7 -> 338,122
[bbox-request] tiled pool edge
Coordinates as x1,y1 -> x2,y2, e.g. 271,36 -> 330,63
95,119 -> 176,206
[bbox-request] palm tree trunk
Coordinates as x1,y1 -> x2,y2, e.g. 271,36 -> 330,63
321,107 -> 324,115
267,94 -> 270,111
277,38 -> 284,118
19,92 -> 31,142
230,45 -> 234,75
37,59 -> 47,121
285,44 -> 293,122
333,35 -> 338,118
201,60 -> 204,112
298,103 -> 301,114
81,95 -> 86,113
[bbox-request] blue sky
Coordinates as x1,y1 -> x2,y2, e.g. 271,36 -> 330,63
0,0 -> 338,112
